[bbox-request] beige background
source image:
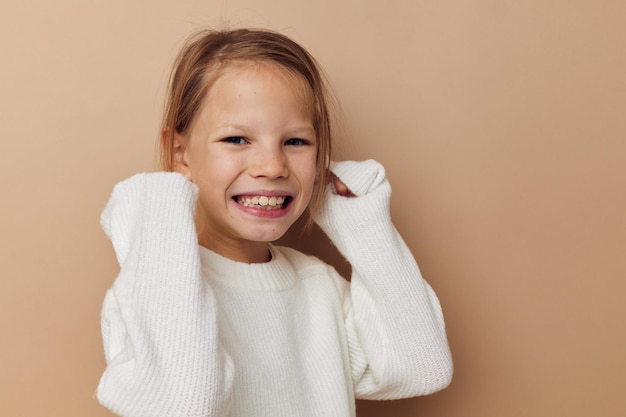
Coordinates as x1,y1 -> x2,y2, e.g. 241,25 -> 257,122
1,0 -> 625,416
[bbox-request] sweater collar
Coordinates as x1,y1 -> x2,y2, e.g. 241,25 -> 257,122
198,244 -> 298,291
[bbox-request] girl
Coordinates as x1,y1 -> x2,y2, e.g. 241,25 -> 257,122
97,28 -> 452,417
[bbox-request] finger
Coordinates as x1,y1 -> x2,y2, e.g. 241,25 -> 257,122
332,174 -> 356,197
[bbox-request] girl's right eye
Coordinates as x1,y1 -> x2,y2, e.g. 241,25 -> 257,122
222,136 -> 248,145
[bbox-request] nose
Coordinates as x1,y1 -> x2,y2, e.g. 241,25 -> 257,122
249,146 -> 289,179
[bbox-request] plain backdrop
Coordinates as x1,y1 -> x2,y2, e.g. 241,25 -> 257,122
1,1 -> 625,416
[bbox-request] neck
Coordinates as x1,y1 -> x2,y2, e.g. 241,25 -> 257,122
198,234 -> 271,264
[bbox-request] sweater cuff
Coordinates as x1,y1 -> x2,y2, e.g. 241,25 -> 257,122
329,159 -> 388,197
314,160 -> 393,255
101,172 -> 198,266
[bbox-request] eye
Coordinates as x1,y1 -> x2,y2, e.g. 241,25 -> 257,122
284,138 -> 309,146
222,136 -> 249,145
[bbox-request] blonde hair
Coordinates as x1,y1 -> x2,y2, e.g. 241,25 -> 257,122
160,28 -> 333,223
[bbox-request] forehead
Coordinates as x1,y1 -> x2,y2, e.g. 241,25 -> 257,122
205,60 -> 315,115
188,61 -> 316,136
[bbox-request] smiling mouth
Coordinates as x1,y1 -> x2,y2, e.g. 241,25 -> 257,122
234,195 -> 293,210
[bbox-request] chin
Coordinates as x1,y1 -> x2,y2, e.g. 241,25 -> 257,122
236,221 -> 293,243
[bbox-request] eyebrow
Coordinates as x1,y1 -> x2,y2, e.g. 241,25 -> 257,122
215,123 -> 315,135
286,125 -> 316,136
215,123 -> 247,131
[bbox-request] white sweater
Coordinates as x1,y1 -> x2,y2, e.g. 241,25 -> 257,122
97,160 -> 452,417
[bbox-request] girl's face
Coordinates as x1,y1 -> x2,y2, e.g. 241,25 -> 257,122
173,63 -> 318,263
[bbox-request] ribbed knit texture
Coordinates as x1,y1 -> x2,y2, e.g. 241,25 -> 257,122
97,160 -> 453,417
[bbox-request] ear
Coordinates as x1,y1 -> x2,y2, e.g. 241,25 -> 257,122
169,130 -> 193,181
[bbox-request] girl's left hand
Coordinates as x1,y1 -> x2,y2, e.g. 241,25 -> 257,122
329,171 -> 356,198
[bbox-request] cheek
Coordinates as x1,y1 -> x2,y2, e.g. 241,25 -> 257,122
186,144 -> 230,183
300,160 -> 318,197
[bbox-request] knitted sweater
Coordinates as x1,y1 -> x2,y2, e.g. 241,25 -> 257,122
97,160 -> 453,417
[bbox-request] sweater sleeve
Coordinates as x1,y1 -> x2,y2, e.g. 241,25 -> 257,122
314,160 -> 453,400
97,172 -> 233,417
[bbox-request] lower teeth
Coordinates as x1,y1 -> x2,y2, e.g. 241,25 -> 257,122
239,201 -> 283,209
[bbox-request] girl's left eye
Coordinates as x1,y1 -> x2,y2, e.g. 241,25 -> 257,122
222,136 -> 248,145
285,138 -> 308,146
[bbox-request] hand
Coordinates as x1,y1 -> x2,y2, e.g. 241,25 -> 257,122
328,171 -> 356,198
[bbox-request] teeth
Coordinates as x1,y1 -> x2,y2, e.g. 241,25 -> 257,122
237,195 -> 287,209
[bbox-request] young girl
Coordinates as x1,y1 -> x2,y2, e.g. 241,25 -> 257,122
97,28 -> 452,417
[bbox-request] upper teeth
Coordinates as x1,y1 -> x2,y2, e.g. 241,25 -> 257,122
238,196 -> 286,207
